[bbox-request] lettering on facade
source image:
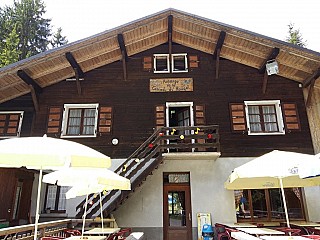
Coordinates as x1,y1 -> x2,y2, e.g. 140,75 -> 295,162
150,78 -> 193,92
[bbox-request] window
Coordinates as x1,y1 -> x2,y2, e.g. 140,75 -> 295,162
244,100 -> 285,135
0,111 -> 24,138
153,54 -> 188,73
45,184 -> 69,212
234,188 -> 304,222
61,104 -> 99,138
172,54 -> 188,73
154,54 -> 170,73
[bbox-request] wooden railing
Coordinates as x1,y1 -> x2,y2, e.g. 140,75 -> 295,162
0,219 -> 117,240
75,125 -> 220,218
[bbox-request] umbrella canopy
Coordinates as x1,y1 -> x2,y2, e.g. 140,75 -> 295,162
43,168 -> 131,235
299,153 -> 320,179
0,136 -> 111,240
224,150 -> 319,228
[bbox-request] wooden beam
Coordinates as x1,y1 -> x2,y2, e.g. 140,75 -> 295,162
121,50 -> 127,81
262,71 -> 268,94
17,70 -> 42,93
306,78 -> 316,107
29,85 -> 39,112
74,68 -> 81,95
303,67 -> 320,88
65,52 -> 84,78
215,48 -> 220,80
258,47 -> 280,74
213,31 -> 226,58
117,34 -> 128,62
168,15 -> 173,56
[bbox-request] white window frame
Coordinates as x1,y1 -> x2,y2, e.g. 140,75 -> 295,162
171,53 -> 188,73
0,111 -> 24,138
153,54 -> 170,73
61,103 -> 99,138
244,100 -> 285,136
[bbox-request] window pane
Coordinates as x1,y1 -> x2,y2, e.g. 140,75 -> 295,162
58,186 -> 68,210
67,109 -> 81,135
155,56 -> 168,71
173,55 -> 186,71
168,191 -> 186,227
46,185 -> 58,210
286,188 -> 303,219
262,106 -> 278,132
235,190 -> 250,220
248,106 -> 262,132
251,189 -> 268,219
82,109 -> 96,135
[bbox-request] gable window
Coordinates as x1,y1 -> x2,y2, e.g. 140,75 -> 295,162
61,104 -> 98,138
45,184 -> 68,212
154,54 -> 170,73
245,100 -> 285,135
172,54 -> 188,72
0,111 -> 24,138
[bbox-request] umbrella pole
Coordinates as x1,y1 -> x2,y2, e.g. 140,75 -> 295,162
99,192 -> 104,234
34,168 -> 42,240
279,178 -> 291,229
81,193 -> 89,236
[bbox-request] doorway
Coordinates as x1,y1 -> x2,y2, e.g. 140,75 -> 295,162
163,173 -> 192,240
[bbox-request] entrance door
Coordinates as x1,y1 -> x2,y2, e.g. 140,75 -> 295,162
163,183 -> 192,240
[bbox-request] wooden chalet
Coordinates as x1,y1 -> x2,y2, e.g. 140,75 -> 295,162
0,8 -> 320,240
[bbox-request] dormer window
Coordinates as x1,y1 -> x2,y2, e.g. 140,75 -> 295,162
153,53 -> 188,73
172,54 -> 188,73
154,54 -> 170,73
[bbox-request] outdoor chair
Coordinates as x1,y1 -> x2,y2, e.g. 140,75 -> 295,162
63,229 -> 81,237
215,224 -> 232,240
302,235 -> 320,240
276,227 -> 301,236
40,237 -> 65,240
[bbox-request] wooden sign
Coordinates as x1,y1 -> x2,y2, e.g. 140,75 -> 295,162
150,78 -> 193,92
197,213 -> 211,240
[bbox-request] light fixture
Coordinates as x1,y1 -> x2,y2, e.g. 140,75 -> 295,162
112,138 -> 119,145
266,59 -> 279,75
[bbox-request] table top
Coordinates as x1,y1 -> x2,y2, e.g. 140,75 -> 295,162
64,236 -> 106,240
83,227 -> 120,235
236,227 -> 285,235
290,221 -> 320,227
231,231 -> 261,240
219,222 -> 258,228
260,236 -> 309,240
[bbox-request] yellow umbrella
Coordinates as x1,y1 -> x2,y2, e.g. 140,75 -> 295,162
0,135 -> 111,240
225,150 -> 319,228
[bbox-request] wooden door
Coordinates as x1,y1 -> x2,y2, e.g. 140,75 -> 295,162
163,184 -> 192,240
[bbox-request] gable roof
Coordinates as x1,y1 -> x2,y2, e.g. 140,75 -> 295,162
0,8 -> 319,104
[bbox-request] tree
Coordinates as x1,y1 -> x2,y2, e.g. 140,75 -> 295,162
286,23 -> 307,48
0,0 -> 68,67
51,27 -> 68,48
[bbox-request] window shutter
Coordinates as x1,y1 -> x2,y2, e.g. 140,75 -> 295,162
229,103 -> 247,132
189,55 -> 199,68
155,105 -> 165,130
46,107 -> 62,136
282,103 -> 301,132
143,56 -> 152,71
98,106 -> 113,135
195,105 -> 205,125
0,112 -> 23,136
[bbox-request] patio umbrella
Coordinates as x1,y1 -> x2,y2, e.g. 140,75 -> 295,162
299,153 -> 320,179
0,136 -> 111,240
224,150 -> 320,228
42,168 -> 131,235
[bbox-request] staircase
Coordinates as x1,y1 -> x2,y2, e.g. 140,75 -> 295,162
75,125 -> 220,218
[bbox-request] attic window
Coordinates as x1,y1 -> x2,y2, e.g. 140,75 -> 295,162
154,54 -> 170,73
172,54 -> 188,73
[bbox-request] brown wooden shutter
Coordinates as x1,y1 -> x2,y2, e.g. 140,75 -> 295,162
229,103 -> 247,132
98,106 -> 113,135
195,105 -> 205,125
46,106 -> 62,136
155,105 -> 165,130
189,55 -> 199,68
143,56 -> 152,71
0,112 -> 23,136
282,103 -> 301,132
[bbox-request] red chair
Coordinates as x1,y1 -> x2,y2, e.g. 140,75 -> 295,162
215,224 -> 232,240
40,237 -> 65,240
276,227 -> 301,236
302,235 -> 320,240
63,229 -> 81,237
115,228 -> 132,239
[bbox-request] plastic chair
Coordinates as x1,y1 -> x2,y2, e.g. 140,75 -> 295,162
302,235 -> 320,240
40,237 -> 65,240
115,228 -> 132,239
276,227 -> 301,236
215,224 -> 231,240
63,229 -> 81,237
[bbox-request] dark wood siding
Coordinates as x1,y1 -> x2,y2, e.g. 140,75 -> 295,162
21,43 -> 313,158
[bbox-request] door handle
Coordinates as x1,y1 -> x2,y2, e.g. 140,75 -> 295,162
188,213 -> 191,221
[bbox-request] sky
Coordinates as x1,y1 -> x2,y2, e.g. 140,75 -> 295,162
1,0 -> 320,53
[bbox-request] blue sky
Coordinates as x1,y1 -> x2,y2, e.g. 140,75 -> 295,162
1,0 -> 319,52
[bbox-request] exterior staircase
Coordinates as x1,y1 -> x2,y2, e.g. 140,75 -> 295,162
75,125 -> 220,218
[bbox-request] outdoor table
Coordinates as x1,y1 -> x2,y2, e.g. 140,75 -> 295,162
236,227 -> 285,236
83,227 -> 120,235
64,236 -> 106,240
219,222 -> 258,228
231,231 -> 261,240
289,222 -> 320,234
260,236 -> 310,240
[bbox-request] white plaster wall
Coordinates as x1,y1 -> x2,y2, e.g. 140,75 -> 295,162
304,186 -> 320,222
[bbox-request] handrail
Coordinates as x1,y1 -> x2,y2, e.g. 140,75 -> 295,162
76,125 -> 220,218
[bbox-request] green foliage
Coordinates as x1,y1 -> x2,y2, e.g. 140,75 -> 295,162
286,23 -> 307,48
0,0 -> 68,67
